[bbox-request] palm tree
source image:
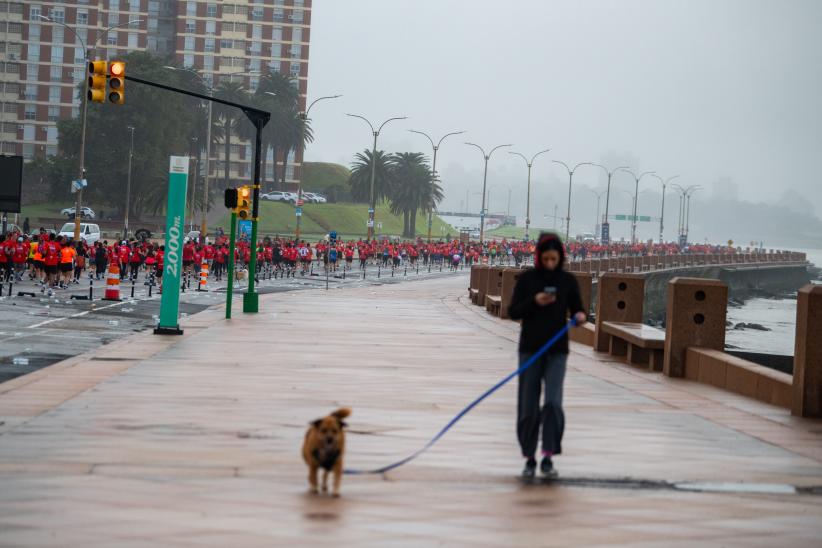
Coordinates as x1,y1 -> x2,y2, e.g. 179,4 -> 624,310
214,80 -> 247,190
388,152 -> 441,238
348,149 -> 395,206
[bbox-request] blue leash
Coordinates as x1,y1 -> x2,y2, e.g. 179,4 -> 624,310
344,320 -> 575,475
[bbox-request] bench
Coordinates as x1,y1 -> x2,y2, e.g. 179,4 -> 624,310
600,321 -> 666,371
485,294 -> 502,316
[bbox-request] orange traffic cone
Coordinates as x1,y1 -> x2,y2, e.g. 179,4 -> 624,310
103,263 -> 121,301
197,258 -> 209,292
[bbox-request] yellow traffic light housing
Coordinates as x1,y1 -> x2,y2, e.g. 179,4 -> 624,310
108,61 -> 126,104
236,185 -> 251,220
87,60 -> 107,103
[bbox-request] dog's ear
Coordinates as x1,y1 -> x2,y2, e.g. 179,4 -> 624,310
340,421 -> 348,429
311,419 -> 322,429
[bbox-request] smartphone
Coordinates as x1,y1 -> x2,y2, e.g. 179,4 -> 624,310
543,286 -> 557,296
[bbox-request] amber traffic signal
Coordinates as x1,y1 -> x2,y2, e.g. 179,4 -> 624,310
88,60 -> 107,103
108,61 -> 126,104
236,186 -> 251,220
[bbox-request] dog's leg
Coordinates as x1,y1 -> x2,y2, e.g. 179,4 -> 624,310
332,460 -> 343,497
321,469 -> 329,493
308,463 -> 319,494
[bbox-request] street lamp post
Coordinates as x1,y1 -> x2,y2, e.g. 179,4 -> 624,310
592,164 -> 630,244
617,169 -> 656,244
465,142 -> 513,243
650,174 -> 679,244
346,114 -> 407,240
672,184 -> 701,246
552,160 -> 594,242
408,129 -> 465,243
584,187 -> 606,239
37,15 -> 143,242
123,126 -> 134,240
509,149 -> 550,241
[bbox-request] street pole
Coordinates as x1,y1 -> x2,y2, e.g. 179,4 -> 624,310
593,164 -> 629,244
243,116 -> 264,313
225,211 -> 237,319
201,100 -> 212,243
510,149 -> 550,241
552,160 -> 594,242
347,114 -> 407,241
409,129 -> 464,243
466,142 -> 512,243
294,94 -> 341,242
123,126 -> 134,240
37,16 -> 142,242
651,174 -> 679,244
617,169 -> 655,244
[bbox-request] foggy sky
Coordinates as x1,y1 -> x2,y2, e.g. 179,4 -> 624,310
304,0 -> 822,244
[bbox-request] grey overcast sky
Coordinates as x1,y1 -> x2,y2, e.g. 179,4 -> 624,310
304,0 -> 822,241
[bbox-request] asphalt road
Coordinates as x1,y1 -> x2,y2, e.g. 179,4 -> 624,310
0,260 -> 472,384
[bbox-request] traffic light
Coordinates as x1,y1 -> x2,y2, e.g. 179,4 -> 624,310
108,61 -> 126,104
236,186 -> 251,220
224,188 -> 238,209
88,60 -> 107,103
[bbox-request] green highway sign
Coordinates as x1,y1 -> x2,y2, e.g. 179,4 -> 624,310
611,214 -> 654,222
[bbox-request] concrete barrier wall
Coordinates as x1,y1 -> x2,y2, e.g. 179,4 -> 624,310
500,267 -> 526,320
594,273 -> 645,352
793,284 -> 822,418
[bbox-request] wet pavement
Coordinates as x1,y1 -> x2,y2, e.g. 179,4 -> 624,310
0,275 -> 820,546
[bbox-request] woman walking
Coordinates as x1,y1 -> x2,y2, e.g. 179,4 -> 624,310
508,233 -> 586,479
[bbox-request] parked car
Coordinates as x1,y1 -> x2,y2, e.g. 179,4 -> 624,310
302,192 -> 327,204
60,206 -> 95,219
58,222 -> 101,244
261,191 -> 295,204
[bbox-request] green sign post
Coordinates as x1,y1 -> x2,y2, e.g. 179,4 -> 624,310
225,211 -> 237,319
154,156 -> 189,335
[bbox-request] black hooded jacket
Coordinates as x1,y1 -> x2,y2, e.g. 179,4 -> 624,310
508,234 -> 583,354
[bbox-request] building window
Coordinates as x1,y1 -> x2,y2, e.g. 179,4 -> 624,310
185,19 -> 195,33
29,24 -> 41,39
290,9 -> 303,23
107,32 -> 118,46
186,1 -> 196,16
269,61 -> 281,73
270,43 -> 281,58
23,124 -> 35,141
46,145 -> 58,157
249,41 -> 261,54
110,0 -> 120,10
51,45 -> 64,63
205,20 -> 215,34
290,44 -> 300,58
74,47 -> 84,63
48,7 -> 65,23
220,39 -> 233,50
108,12 -> 119,26
25,104 -> 36,120
50,65 -> 62,81
49,86 -> 61,103
30,5 -> 42,19
272,26 -> 283,41
207,3 -> 217,17
184,36 -> 195,50
285,165 -> 294,180
293,27 -> 302,42
251,7 -> 263,20
27,43 -> 40,61
25,84 -> 37,100
204,38 -> 214,53
203,55 -> 214,71
252,24 -> 262,39
289,62 -> 300,77
22,144 -> 34,160
25,64 -> 37,80
183,54 -> 194,68
273,9 -> 284,21
249,58 -> 260,72
129,0 -> 140,12
294,0 -> 304,6
48,105 -> 60,122
52,25 -> 64,42
77,10 -> 88,25
46,126 -> 58,143
128,33 -> 138,48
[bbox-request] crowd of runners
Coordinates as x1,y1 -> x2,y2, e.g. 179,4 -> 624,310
1,226 -> 749,292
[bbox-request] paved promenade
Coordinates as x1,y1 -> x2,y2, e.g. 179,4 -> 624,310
1,275 -> 821,546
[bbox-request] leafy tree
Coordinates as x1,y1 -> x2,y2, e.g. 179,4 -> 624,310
387,152 -> 442,237
347,149 -> 394,206
55,51 -> 202,220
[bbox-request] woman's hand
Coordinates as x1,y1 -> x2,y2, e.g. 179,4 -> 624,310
573,312 -> 587,325
534,292 -> 557,306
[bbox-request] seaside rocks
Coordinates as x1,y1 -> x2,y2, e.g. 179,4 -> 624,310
734,322 -> 771,331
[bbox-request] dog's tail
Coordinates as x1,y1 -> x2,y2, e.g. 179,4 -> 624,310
332,408 -> 351,420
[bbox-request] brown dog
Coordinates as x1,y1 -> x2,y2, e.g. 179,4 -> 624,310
302,408 -> 350,496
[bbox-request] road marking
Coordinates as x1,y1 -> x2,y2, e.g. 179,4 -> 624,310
27,300 -> 129,329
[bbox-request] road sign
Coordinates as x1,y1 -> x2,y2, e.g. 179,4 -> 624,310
601,222 -> 610,244
70,179 -> 88,193
155,156 -> 188,336
613,214 -> 652,222
368,208 -> 375,214
295,207 -> 302,217
238,220 -> 252,239
296,199 -> 304,206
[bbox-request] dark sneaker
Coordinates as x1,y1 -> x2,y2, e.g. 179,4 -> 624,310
522,458 -> 537,479
540,457 -> 558,479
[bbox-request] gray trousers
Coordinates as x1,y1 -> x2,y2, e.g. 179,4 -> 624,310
517,352 -> 568,458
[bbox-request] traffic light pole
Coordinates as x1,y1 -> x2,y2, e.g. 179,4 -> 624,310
225,211 -> 237,319
123,74 -> 270,313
